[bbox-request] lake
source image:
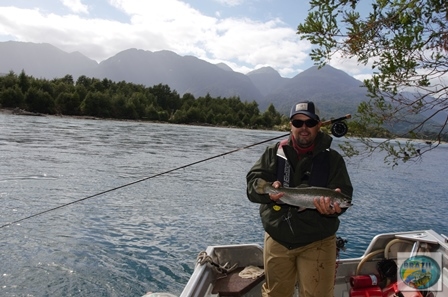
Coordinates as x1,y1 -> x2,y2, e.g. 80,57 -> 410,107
0,113 -> 447,296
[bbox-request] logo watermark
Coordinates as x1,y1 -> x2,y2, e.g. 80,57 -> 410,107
397,252 -> 442,291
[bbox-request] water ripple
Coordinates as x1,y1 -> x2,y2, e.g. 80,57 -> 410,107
0,114 -> 447,296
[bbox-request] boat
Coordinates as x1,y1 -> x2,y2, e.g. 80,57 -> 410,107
170,229 -> 448,297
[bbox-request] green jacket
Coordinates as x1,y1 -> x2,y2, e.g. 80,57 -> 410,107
246,132 -> 353,249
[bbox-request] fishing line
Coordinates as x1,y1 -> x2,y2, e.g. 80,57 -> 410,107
0,131 -> 290,229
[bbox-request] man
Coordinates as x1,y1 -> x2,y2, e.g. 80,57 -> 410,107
246,101 -> 353,297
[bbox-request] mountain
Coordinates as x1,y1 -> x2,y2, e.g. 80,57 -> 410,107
0,41 -> 368,119
0,41 -> 98,79
246,66 -> 289,97
96,49 -> 262,101
255,66 -> 369,120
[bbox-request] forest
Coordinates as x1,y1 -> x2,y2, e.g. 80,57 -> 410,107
1,70 -> 446,143
0,70 -> 287,130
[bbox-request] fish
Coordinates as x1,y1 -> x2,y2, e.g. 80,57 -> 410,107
254,178 -> 352,210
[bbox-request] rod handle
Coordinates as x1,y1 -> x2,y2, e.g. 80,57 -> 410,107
321,114 -> 351,126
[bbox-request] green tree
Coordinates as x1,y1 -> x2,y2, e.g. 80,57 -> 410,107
145,104 -> 160,121
149,84 -> 181,113
75,84 -> 88,103
0,71 -> 18,89
56,92 -> 81,115
128,92 -> 150,118
180,93 -> 196,110
53,75 -> 76,105
185,106 -> 205,123
76,75 -> 92,89
297,0 -> 448,165
80,91 -> 112,117
61,74 -> 74,85
34,79 -> 55,98
0,86 -> 25,108
263,103 -> 284,126
90,78 -> 106,93
25,87 -> 55,114
18,70 -> 31,94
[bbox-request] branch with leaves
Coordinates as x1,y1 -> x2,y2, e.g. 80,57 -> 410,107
298,0 -> 448,165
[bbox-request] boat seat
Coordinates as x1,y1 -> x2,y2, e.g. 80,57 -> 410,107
212,267 -> 265,297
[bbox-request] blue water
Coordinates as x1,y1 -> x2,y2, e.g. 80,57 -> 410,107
0,113 -> 447,296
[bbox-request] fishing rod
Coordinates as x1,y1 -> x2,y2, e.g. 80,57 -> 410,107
1,114 -> 351,229
323,114 -> 351,126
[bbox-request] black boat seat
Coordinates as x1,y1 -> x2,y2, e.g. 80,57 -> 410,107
212,267 -> 265,297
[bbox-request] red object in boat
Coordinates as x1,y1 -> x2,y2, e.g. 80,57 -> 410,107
350,275 -> 381,288
382,281 -> 424,297
349,286 -> 383,297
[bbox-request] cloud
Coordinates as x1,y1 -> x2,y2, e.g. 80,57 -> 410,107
0,0 -> 316,77
327,51 -> 374,81
214,0 -> 246,6
61,0 -> 89,14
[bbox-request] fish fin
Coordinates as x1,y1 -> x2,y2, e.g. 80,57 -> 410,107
297,207 -> 306,212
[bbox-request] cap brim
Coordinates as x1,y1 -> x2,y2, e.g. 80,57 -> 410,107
290,111 -> 319,121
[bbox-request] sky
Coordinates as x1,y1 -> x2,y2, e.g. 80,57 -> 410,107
0,0 -> 373,79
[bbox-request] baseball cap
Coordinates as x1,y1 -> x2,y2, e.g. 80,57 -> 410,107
289,101 -> 320,121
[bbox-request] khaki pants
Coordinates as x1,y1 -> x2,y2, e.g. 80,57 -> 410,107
262,233 -> 336,297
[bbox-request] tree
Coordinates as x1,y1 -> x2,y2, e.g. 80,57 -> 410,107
297,0 -> 448,165
0,71 -> 18,89
263,103 -> 285,126
0,86 -> 25,108
149,84 -> 181,113
76,75 -> 92,89
25,87 -> 55,114
18,70 -> 31,94
56,92 -> 81,115
80,91 -> 112,117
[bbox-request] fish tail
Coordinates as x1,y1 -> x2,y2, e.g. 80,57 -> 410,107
254,178 -> 268,194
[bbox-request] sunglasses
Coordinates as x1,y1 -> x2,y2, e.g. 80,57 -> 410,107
291,119 -> 319,128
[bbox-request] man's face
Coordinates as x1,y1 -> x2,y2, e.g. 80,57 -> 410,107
290,114 -> 321,148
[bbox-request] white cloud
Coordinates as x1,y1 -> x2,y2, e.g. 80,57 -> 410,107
214,0 -> 246,7
352,73 -> 372,82
61,0 -> 89,14
0,0 -> 314,77
198,17 -> 310,76
326,51 -> 374,82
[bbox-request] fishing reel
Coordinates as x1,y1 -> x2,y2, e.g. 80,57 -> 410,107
336,236 -> 347,252
323,114 -> 351,138
331,121 -> 348,138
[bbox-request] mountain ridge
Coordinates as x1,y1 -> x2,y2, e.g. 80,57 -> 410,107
0,41 -> 368,120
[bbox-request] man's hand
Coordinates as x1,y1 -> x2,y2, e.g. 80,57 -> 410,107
313,188 -> 342,215
269,181 -> 283,201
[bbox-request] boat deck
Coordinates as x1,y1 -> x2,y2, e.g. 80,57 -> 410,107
178,230 -> 448,297
212,267 -> 264,297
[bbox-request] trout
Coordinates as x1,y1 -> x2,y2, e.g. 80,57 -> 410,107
254,178 -> 352,210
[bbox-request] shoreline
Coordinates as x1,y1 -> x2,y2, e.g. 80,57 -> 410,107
0,107 -> 287,132
0,107 -> 100,121
1,108 -> 445,144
